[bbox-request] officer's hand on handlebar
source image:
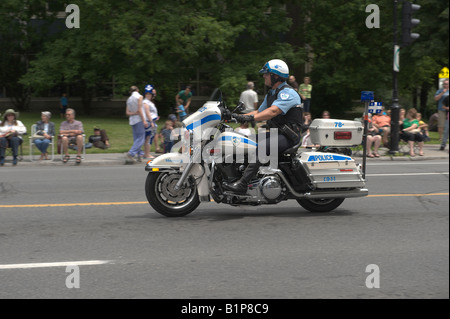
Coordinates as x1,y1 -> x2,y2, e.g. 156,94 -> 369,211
232,114 -> 254,123
221,108 -> 232,121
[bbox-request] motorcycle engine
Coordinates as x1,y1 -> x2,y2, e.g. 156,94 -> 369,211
259,176 -> 283,201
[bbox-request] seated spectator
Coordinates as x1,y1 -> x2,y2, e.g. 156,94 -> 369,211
372,107 -> 391,147
400,108 -> 425,157
416,112 -> 430,142
399,108 -> 406,128
89,126 -> 110,150
366,113 -> 382,157
428,112 -> 439,132
301,112 -> 318,148
0,109 -> 27,166
235,122 -> 252,136
33,111 -> 55,160
321,110 -> 330,119
159,120 -> 174,153
440,95 -> 449,151
60,108 -> 84,164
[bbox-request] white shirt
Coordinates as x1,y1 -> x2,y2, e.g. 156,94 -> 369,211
239,89 -> 258,113
148,100 -> 158,120
0,120 -> 27,139
127,91 -> 142,125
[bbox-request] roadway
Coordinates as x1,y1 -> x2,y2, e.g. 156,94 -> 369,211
0,160 -> 448,300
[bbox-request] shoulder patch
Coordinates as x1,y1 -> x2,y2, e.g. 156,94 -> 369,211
280,92 -> 290,100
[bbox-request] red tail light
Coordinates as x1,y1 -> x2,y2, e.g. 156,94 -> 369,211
334,131 -> 352,140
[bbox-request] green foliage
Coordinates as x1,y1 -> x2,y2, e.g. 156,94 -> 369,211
1,0 -> 448,117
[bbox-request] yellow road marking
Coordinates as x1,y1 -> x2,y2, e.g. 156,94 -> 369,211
0,193 -> 447,208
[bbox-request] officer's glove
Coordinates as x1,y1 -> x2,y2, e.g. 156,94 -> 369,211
221,108 -> 232,121
232,114 -> 254,123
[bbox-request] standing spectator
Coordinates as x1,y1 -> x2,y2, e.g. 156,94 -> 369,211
176,98 -> 187,121
434,79 -> 449,140
400,108 -> 425,157
60,108 -> 84,164
440,95 -> 449,151
142,85 -> 156,159
150,88 -> 163,154
288,75 -> 299,91
125,86 -> 148,163
372,107 -> 391,147
34,111 -> 56,160
89,126 -> 110,150
175,85 -> 192,115
60,93 -> 68,119
0,109 -> 27,166
299,77 -> 312,113
239,81 -> 258,127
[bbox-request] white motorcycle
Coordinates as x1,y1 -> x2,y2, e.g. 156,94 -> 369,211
144,95 -> 368,217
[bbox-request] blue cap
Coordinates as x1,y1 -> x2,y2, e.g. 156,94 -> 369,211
144,84 -> 154,94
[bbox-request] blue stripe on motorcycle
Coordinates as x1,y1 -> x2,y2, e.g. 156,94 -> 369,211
307,155 -> 352,161
221,135 -> 258,147
186,114 -> 221,131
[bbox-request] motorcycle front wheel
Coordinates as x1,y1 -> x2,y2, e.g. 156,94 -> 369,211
296,198 -> 345,213
145,172 -> 200,217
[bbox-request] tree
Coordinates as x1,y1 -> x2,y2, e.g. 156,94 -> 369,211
0,0 -> 60,110
19,0 -> 300,113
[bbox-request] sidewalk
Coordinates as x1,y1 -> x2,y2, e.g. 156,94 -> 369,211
4,144 -> 449,167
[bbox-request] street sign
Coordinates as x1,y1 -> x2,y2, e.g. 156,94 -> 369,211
369,102 -> 383,114
439,67 -> 449,79
361,91 -> 374,101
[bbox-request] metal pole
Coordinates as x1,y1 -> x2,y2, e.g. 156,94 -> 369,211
362,101 -> 369,180
390,0 -> 400,154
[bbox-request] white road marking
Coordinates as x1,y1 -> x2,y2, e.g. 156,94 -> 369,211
0,260 -> 112,270
367,172 -> 449,177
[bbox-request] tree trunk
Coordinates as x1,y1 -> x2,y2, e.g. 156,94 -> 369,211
420,81 -> 431,118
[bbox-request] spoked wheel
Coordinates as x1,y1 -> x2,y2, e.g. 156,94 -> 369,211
296,198 -> 345,213
145,172 -> 200,217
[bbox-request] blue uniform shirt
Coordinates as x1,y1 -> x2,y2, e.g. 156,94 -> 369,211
258,82 -> 301,114
435,88 -> 449,111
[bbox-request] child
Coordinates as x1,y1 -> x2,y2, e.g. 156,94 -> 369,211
159,120 -> 174,153
416,113 -> 430,141
176,98 -> 187,121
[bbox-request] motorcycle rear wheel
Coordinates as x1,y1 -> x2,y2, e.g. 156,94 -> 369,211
145,172 -> 200,217
296,198 -> 345,213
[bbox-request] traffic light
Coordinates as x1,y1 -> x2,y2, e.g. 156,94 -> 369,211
401,1 -> 421,46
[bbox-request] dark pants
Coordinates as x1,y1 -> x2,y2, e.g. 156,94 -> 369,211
303,99 -> 311,113
254,131 -> 299,164
0,136 -> 22,159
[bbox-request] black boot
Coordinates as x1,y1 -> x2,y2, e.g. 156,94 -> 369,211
222,163 -> 261,194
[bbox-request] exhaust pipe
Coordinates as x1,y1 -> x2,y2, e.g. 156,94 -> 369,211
276,172 -> 368,199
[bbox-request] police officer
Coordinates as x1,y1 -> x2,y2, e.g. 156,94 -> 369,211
223,59 -> 303,194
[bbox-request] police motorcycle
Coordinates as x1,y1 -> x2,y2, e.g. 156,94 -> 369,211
144,93 -> 368,217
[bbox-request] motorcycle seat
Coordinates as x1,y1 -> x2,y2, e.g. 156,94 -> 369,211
281,140 -> 302,156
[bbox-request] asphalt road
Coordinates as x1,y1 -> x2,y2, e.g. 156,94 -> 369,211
0,160 -> 448,300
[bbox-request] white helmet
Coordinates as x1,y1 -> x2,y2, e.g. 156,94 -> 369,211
259,59 -> 289,79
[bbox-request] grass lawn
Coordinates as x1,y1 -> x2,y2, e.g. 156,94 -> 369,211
10,112 -> 444,156
16,113 -> 169,155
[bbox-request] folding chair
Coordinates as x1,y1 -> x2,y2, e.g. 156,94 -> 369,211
4,134 -> 26,162
29,124 -> 55,161
59,134 -> 86,161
